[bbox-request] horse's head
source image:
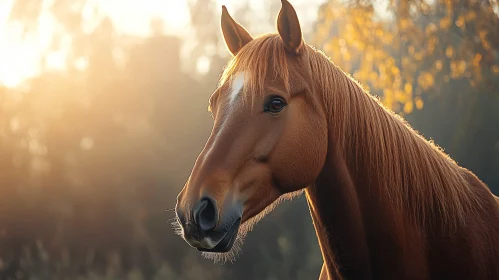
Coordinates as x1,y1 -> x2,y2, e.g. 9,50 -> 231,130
175,0 -> 329,261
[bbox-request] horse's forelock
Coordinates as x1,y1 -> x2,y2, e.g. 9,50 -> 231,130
219,34 -> 292,103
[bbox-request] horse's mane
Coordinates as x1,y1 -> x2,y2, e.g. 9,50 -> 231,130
220,34 -> 486,230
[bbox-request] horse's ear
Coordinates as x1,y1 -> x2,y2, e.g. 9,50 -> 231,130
221,5 -> 253,56
277,0 -> 304,55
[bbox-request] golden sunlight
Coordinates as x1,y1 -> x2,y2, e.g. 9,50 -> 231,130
0,0 -> 192,88
99,0 -> 191,36
0,0 -> 41,88
0,0 -> 322,88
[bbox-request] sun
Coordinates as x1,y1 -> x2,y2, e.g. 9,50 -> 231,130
0,0 -> 322,88
0,0 -> 192,88
0,0 -> 39,88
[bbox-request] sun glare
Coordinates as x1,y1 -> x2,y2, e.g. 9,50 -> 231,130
99,0 -> 190,36
0,0 -> 191,88
0,0 -> 39,88
0,0 -> 324,88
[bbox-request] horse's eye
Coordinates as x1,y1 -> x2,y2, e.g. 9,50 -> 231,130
265,96 -> 286,113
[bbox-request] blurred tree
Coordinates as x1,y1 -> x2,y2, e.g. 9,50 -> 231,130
313,0 -> 499,112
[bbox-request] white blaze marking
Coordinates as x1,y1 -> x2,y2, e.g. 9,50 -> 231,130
229,72 -> 245,104
203,72 -> 245,158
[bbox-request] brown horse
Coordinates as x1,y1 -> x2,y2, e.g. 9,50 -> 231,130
174,1 -> 499,279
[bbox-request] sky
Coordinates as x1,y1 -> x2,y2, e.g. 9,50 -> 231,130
0,0 -> 327,88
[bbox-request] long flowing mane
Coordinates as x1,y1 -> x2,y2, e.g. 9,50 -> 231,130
219,33 -> 486,231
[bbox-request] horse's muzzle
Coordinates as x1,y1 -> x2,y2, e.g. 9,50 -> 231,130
176,196 -> 243,253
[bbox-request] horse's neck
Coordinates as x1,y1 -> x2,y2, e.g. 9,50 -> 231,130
306,143 -> 430,279
306,63 -> 499,280
305,146 -> 372,280
305,112 -> 430,279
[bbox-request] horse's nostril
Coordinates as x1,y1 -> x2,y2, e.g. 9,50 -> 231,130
193,196 -> 218,232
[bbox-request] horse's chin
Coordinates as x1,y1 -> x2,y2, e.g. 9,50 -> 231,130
200,221 -> 248,264
197,218 -> 241,253
198,190 -> 304,264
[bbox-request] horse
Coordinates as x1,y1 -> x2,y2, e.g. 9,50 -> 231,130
174,1 -> 499,279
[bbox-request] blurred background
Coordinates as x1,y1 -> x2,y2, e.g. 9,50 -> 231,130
0,0 -> 498,279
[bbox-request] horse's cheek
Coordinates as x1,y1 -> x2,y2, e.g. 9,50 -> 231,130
297,116 -> 328,185
272,110 -> 327,192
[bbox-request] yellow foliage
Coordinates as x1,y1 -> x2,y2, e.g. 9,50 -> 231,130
440,17 -> 452,29
479,30 -> 491,50
415,97 -> 424,110
313,0 -> 498,113
418,72 -> 435,90
404,83 -> 413,94
408,46 -> 415,54
400,18 -> 411,29
436,60 -> 443,71
450,60 -> 467,78
455,16 -> 465,28
403,101 -> 413,114
473,54 -> 482,67
425,23 -> 438,35
391,66 -> 400,75
414,51 -> 425,61
465,11 -> 476,21
427,36 -> 437,54
446,46 -> 454,58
